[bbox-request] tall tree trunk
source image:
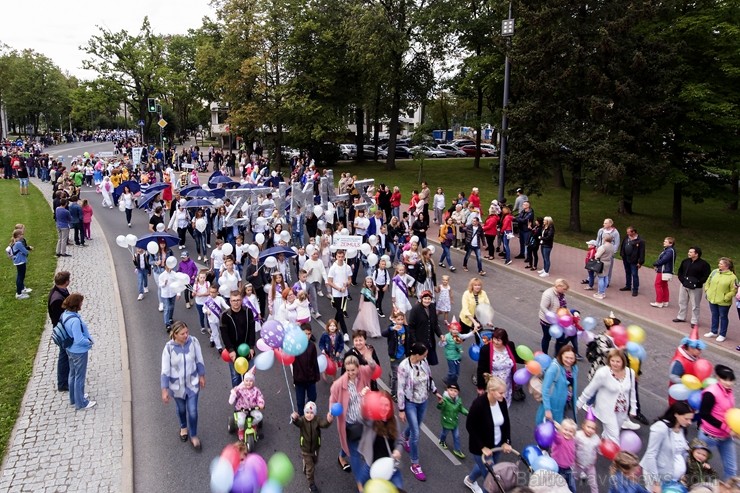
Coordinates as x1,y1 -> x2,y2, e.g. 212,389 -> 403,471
387,54 -> 402,171
355,107 -> 364,162
373,86 -> 381,161
729,165 -> 739,211
672,183 -> 683,227
569,160 -> 582,232
553,161 -> 565,188
474,83 -> 483,169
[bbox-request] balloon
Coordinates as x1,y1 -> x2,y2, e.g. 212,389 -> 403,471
681,374 -> 702,390
316,221 -> 326,231
360,243 -> 373,256
428,245 -> 435,254
368,235 -> 379,246
362,391 -> 393,421
516,345 -> 535,362
526,360 -> 542,376
693,359 -> 713,381
619,430 -> 643,454
126,234 -> 137,246
726,408 -> 740,434
280,231 -> 290,242
248,244 -> 260,258
534,421 -> 556,448
210,457 -> 235,493
221,349 -> 232,363
325,358 -> 337,376
628,357 -> 640,374
116,235 -> 128,248
372,364 -> 382,380
627,325 -> 646,344
534,354 -> 552,371
581,316 -> 597,331
260,478 -> 283,493
313,205 -> 323,217
522,444 -> 543,466
317,354 -> 328,373
702,377 -> 717,388
267,452 -> 294,486
264,256 -> 277,268
165,256 -> 178,269
253,350 -> 275,371
364,479 -> 399,493
255,233 -> 265,245
544,311 -> 558,325
563,325 -> 577,337
274,348 -> 295,366
221,444 -> 242,472
468,344 -> 480,361
341,228 -> 349,236
84,152 -> 90,158
610,325 -> 628,347
242,453 -> 268,487
232,464 -> 258,493
475,304 -> 495,326
169,281 -> 184,293
599,439 -> 620,460
222,243 -> 234,256
256,338 -> 270,352
513,368 -> 532,385
369,457 -> 395,481
549,324 -> 563,339
687,390 -> 703,411
262,320 -> 285,348
668,383 -> 691,401
626,342 -> 646,362
156,222 -> 166,232
579,330 -> 595,343
558,314 -> 573,328
330,402 -> 344,416
234,357 -> 249,375
367,253 -> 379,267
282,327 -> 309,356
176,272 -> 190,284
533,455 -> 559,472
237,343 -> 250,357
346,248 -> 358,259
147,241 -> 159,254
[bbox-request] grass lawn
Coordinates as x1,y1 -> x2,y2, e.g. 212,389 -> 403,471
0,180 -> 57,461
328,158 -> 740,263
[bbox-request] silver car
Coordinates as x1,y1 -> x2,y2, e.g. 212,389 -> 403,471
436,144 -> 466,157
411,145 -> 447,158
338,144 -> 357,160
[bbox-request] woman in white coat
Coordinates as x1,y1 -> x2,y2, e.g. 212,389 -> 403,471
576,349 -> 637,443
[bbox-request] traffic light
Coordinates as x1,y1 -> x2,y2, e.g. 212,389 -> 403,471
147,98 -> 156,113
156,104 -> 162,115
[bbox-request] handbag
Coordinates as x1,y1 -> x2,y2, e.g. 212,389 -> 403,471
661,273 -> 673,281
585,258 -> 604,273
118,201 -> 125,212
345,422 -> 363,442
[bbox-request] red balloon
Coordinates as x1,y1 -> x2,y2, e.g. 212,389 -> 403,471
371,364 -> 382,380
221,349 -> 232,363
274,349 -> 295,366
610,325 -> 628,348
362,391 -> 393,421
693,359 -> 713,381
220,444 -> 241,473
325,358 -> 337,376
599,438 -> 621,460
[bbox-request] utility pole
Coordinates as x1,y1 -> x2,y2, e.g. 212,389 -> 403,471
498,2 -> 514,202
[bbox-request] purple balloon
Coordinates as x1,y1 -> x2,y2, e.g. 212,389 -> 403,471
242,454 -> 268,487
619,430 -> 642,454
261,320 -> 285,349
563,325 -> 577,337
513,367 -> 532,386
545,310 -> 558,325
534,421 -> 556,448
231,464 -> 258,493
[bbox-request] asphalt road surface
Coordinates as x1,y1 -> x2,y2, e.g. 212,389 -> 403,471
49,140 -> 738,493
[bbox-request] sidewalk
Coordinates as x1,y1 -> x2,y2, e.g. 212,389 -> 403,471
0,179 -> 132,492
419,211 -> 739,355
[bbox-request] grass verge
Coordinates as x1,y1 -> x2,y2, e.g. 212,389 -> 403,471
0,179 -> 57,461
329,158 -> 739,263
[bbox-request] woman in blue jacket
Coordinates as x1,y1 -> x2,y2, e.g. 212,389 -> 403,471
651,237 -> 676,308
10,228 -> 31,300
62,293 -> 96,410
535,345 -> 579,424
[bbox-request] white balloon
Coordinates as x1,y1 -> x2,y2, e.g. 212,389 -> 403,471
170,281 -> 183,292
291,246 -> 299,254
146,241 -> 158,255
317,220 -> 326,231
126,234 -> 137,246
116,235 -> 128,248
306,245 -> 316,256
264,256 -> 277,268
219,283 -> 232,298
317,354 -> 328,373
165,256 -> 178,269
156,223 -> 165,232
248,244 -> 260,258
222,243 -> 234,256
370,457 -> 395,481
427,245 -> 436,254
313,205 -> 323,218
346,248 -> 358,259
280,230 -> 291,242
255,233 -> 265,245
360,243 -> 372,256
176,272 -> 191,284
368,235 -> 378,246
340,228 -> 349,236
367,253 -> 379,267
410,235 -> 419,244
381,255 -> 391,265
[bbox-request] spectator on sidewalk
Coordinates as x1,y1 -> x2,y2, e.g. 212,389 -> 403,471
703,257 -> 737,343
596,219 -> 620,282
593,235 -> 615,299
539,216 -> 555,278
63,293 -> 96,410
619,227 -> 646,297
672,246 -> 711,326
48,271 -> 71,391
68,195 -> 85,247
513,187 -> 528,214
650,237 -> 676,308
515,201 -> 534,259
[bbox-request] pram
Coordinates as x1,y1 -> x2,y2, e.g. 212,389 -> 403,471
483,447 -> 569,493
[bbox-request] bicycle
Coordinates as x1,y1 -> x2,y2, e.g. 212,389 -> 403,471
227,406 -> 263,452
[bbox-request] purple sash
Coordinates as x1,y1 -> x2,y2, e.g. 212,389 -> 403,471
204,296 -> 222,319
393,275 -> 408,297
242,296 -> 261,321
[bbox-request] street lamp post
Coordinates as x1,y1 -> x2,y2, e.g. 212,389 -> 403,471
498,2 -> 514,202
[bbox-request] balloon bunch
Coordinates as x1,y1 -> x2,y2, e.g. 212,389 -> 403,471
669,359 -> 714,402
521,443 -> 559,472
511,345 -> 549,386
210,444 -> 294,493
116,234 -> 139,255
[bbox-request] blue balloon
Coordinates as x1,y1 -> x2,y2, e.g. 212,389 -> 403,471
625,342 -> 646,361
534,354 -> 552,371
687,390 -> 703,411
330,403 -> 344,416
533,455 -> 559,472
260,479 -> 283,493
548,324 -> 563,339
468,344 -> 481,361
522,444 -> 543,466
582,316 -> 597,331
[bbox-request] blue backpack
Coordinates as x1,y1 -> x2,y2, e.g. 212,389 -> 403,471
51,313 -> 80,349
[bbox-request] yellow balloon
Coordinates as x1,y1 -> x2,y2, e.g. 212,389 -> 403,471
234,357 -> 249,375
627,325 -> 646,344
726,408 -> 740,435
681,374 -> 702,391
364,479 -> 399,493
628,357 -> 640,374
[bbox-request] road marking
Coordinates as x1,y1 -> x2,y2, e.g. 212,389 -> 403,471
312,316 -> 462,466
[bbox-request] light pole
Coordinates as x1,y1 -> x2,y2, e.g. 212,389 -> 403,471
497,2 -> 514,202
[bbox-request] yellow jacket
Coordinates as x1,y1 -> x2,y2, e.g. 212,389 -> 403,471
459,289 -> 491,327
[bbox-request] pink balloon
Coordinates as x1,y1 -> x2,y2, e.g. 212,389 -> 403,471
619,430 -> 642,454
256,338 -> 270,352
558,314 -> 573,328
242,454 -> 268,486
610,325 -> 628,347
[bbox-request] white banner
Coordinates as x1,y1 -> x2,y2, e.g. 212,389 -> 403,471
332,235 -> 363,249
132,147 -> 143,166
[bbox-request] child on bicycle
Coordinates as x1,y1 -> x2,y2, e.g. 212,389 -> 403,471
228,369 -> 265,441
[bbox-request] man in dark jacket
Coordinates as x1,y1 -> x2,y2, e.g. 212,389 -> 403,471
515,201 -> 534,258
673,246 -> 712,326
292,324 -> 320,415
68,195 -> 85,246
406,291 -> 442,365
48,271 -> 71,391
220,291 -> 256,387
619,226 -> 646,296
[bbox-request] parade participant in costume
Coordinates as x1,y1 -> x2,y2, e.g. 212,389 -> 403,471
668,325 -> 706,404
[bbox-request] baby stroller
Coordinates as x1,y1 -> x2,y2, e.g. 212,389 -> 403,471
483,447 -> 530,493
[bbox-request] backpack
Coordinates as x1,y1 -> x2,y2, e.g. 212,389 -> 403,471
5,245 -> 15,260
51,313 -> 80,349
528,363 -> 560,403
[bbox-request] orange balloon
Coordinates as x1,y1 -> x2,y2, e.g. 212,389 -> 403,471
526,360 -> 542,375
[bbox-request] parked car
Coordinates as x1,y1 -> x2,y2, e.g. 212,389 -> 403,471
480,143 -> 498,156
362,145 -> 379,159
281,146 -> 300,160
378,146 -> 413,159
451,139 -> 476,148
338,144 -> 357,160
436,144 -> 467,157
460,144 -> 496,157
411,145 -> 447,158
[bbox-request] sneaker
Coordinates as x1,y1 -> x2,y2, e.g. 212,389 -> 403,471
83,401 -> 97,410
439,262 -> 445,267
593,293 -> 605,299
716,336 -> 726,342
197,256 -> 202,261
158,303 -> 164,312
186,302 -> 191,309
410,464 -> 426,481
137,294 -> 144,300
672,318 -> 685,323
317,291 -> 324,297
343,333 -> 350,342
662,302 -> 669,307
704,332 -> 717,338
464,475 -> 483,493
583,286 -> 594,290
539,272 -> 550,278
450,266 -> 456,272
650,302 -> 663,308
144,288 -> 149,294
22,287 -> 32,293
505,260 -> 512,265
128,223 -> 131,228
309,484 -> 319,493
15,293 -> 29,299
621,419 -> 640,430
452,449 -> 466,459
207,244 -> 211,248
200,327 -> 207,334
438,440 -> 448,450
402,437 -> 410,453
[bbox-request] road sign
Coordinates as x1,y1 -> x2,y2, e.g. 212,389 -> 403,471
158,119 -> 167,129
138,120 -> 145,127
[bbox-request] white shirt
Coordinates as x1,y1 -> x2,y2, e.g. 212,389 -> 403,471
328,261 -> 352,298
490,402 -> 504,446
304,258 -> 328,283
211,249 -> 225,270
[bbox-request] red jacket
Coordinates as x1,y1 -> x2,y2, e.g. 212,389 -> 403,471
483,215 -> 499,236
390,192 -> 401,207
501,214 -> 513,232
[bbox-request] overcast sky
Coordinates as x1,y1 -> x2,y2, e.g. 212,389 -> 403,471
1,0 -> 216,79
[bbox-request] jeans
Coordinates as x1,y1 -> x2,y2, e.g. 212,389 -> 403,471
446,359 -> 461,386
357,464 -> 403,490
195,303 -> 206,329
15,262 -> 26,295
468,451 -> 501,482
559,467 -> 576,493
541,246 -> 552,273
125,208 -> 133,224
174,392 -> 200,438
57,346 -> 70,390
698,430 -> 737,479
463,245 -> 483,272
598,275 -> 609,295
193,230 -> 207,256
502,232 -> 512,262
623,261 -> 640,291
67,350 -> 90,410
229,362 -> 242,388
152,271 -> 163,304
389,359 -> 400,397
136,268 -> 148,294
440,244 -> 453,267
402,400 -> 428,463
295,382 -> 317,415
519,230 -> 530,257
73,223 -> 85,245
339,431 -> 365,485
708,303 -> 730,337
440,426 -> 461,451
163,296 -> 176,327
587,269 -> 595,288
392,206 -> 400,219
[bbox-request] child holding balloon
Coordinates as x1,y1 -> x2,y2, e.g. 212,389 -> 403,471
551,418 -> 578,493
319,319 -> 343,380
228,370 -> 265,442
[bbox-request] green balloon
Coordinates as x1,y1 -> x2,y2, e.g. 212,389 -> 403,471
267,452 -> 294,486
516,344 -> 534,362
237,343 -> 250,357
